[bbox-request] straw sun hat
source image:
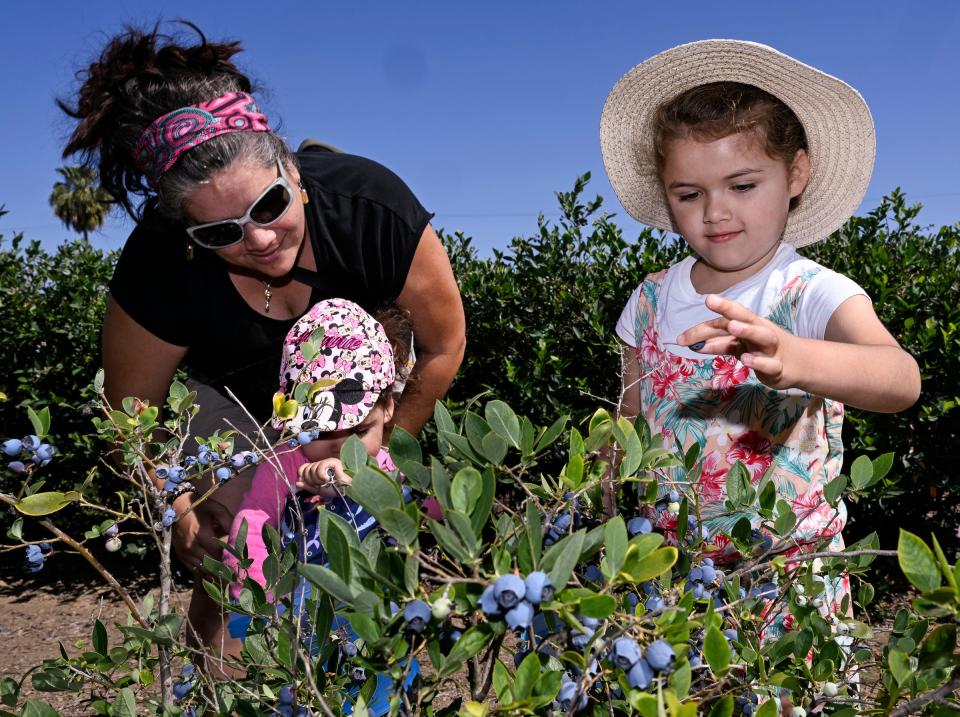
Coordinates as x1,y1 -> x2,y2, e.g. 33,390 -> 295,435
599,39 -> 876,247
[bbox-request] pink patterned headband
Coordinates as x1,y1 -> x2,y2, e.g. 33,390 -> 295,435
133,91 -> 271,188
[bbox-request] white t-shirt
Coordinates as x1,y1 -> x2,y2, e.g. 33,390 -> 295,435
616,243 -> 867,360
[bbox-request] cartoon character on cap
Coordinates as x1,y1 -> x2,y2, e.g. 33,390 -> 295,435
273,298 -> 395,436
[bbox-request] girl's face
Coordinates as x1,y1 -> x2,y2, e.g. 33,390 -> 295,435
660,132 -> 810,292
183,160 -> 307,278
301,399 -> 394,462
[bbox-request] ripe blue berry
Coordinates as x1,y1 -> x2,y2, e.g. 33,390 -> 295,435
611,637 -> 643,670
278,685 -> 294,705
668,489 -> 680,503
627,516 -> 653,536
230,453 -> 247,469
644,640 -> 675,672
161,507 -> 177,527
164,480 -> 179,493
341,641 -> 358,658
105,524 -> 119,537
180,663 -> 195,679
172,680 -> 193,700
505,600 -> 534,631
479,584 -> 502,617
557,679 -> 587,712
723,628 -> 739,642
297,431 -> 313,446
215,467 -> 232,483
553,511 -> 572,532
403,599 -> 432,633
155,465 -> 170,479
349,666 -> 366,682
168,465 -> 186,483
493,574 -> 525,609
22,435 -> 40,451
583,564 -> 604,584
701,565 -> 717,583
2,439 -> 22,457
627,658 -> 654,689
570,626 -> 595,650
645,595 -> 664,613
8,461 -> 26,473
688,566 -> 703,583
524,571 -> 554,605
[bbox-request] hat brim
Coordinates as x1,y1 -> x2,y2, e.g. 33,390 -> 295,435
600,39 -> 875,247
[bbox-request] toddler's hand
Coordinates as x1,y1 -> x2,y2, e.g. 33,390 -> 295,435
677,295 -> 799,390
297,458 -> 351,499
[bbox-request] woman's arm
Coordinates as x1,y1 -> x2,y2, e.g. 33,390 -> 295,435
393,224 -> 466,434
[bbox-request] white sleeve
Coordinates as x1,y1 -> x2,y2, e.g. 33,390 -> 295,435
615,285 -> 643,346
795,269 -> 869,340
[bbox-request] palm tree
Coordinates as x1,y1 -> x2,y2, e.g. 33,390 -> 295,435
49,166 -> 112,241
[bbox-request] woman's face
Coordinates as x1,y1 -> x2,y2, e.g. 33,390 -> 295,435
183,160 -> 307,278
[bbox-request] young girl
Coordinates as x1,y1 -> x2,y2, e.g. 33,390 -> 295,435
223,298 -> 419,714
600,41 -> 920,615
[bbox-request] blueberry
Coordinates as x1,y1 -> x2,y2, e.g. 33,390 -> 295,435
277,707 -> 293,717
278,685 -> 294,705
180,663 -> 195,679
168,465 -> 186,483
215,467 -> 232,483
723,628 -> 739,642
514,648 -> 530,668
583,564 -> 604,584
401,485 -> 414,503
21,435 -> 40,450
164,480 -> 179,493
627,657 -> 654,689
627,516 -> 653,536
610,637 -> 643,670
297,431 -> 313,446
701,565 -> 717,583
702,557 -> 714,567
554,511 -> 572,532
161,507 -> 177,527
172,680 -> 192,700
349,666 -> 366,682
557,679 -> 587,712
341,642 -> 358,658
505,600 -> 534,631
625,593 -> 640,612
403,599 -> 432,633
570,627 -> 595,650
230,453 -> 247,469
287,439 -> 300,448
184,456 -> 198,467
2,439 -> 22,457
689,654 -> 702,668
645,595 -> 664,613
750,583 -> 777,601
39,543 -> 51,553
448,629 -> 463,643
105,536 -> 122,552
479,584 -> 502,617
105,524 -> 119,537
644,640 -> 675,672
493,574 -> 525,609
197,451 -> 213,466
668,489 -> 680,503
243,451 -> 259,465
641,581 -> 656,595
580,616 -> 600,629
25,545 -> 43,562
8,461 -> 26,473
524,571 -> 554,605
688,567 -> 703,582
155,465 -> 170,479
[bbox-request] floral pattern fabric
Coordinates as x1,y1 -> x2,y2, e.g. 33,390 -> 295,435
629,268 -> 851,624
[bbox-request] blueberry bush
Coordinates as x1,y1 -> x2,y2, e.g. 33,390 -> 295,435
3,376 -> 960,716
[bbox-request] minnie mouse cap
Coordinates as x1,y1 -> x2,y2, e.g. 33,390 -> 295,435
274,299 -> 395,434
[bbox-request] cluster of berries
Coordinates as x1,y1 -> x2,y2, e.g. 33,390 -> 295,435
172,663 -> 196,702
23,543 -> 52,574
276,684 -> 313,717
402,595 -> 457,636
157,447 -> 260,494
479,571 -> 554,631
3,435 -> 56,473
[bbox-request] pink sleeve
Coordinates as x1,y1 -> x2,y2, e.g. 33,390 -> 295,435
225,449 -> 303,597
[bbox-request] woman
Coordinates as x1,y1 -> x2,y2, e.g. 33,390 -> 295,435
59,23 -> 465,652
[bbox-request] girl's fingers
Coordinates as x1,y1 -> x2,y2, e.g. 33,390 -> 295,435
740,353 -> 783,378
726,320 -> 778,353
705,294 -> 759,323
677,322 -> 731,346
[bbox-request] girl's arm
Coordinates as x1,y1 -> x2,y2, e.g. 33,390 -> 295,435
393,225 -> 466,434
678,294 -> 921,413
618,345 -> 642,421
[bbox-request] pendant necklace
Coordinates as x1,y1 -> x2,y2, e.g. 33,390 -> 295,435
263,281 -> 272,313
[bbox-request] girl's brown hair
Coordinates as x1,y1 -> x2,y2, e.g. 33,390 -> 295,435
653,82 -> 808,208
374,303 -> 417,408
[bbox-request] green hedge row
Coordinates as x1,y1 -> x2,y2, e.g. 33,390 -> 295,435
1,181 -> 957,556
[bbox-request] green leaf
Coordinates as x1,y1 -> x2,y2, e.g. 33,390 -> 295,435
773,500 -> 797,536
534,415 -> 568,452
531,670 -> 563,707
578,594 -> 616,618
389,426 -> 422,465
0,677 -> 19,708
429,520 -> 471,563
15,491 -> 79,516
898,529 -> 941,592
669,658 -> 691,697
683,441 -> 701,471
755,699 -> 779,717
113,688 -> 137,717
725,462 -> 753,508
92,620 -> 108,656
348,613 -> 381,644
872,452 -> 895,482
340,434 -> 369,473
20,700 -> 61,717
27,406 -> 51,437
541,529 -> 586,590
931,534 -> 959,591
480,432 -> 507,464
431,458 -> 453,509
379,508 -> 419,548
888,648 -> 913,685
513,652 -> 540,699
920,623 -> 956,660
471,467 -> 496,536
299,564 -> 357,610
445,626 -> 492,668
447,510 -> 479,558
601,516 -> 628,580
703,626 -> 730,675
707,696 -> 734,717
849,454 -> 874,489
434,400 -> 456,434
320,513 -> 352,584
485,400 -> 521,448
451,467 -> 484,515
823,475 -> 847,506
347,466 -> 402,518
621,545 -> 678,584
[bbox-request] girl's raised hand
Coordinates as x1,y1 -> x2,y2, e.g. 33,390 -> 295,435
297,457 -> 351,499
677,294 -> 799,390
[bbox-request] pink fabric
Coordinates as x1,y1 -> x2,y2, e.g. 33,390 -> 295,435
225,447 -> 396,597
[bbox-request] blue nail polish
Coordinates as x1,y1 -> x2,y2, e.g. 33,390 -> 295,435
689,341 -> 705,351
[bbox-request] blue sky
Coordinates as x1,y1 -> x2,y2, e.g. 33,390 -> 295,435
1,2 -> 958,254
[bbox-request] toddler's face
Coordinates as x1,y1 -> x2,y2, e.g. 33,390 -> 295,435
660,132 -> 809,291
301,401 -> 393,462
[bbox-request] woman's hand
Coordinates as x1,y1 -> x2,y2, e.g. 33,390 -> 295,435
297,458 -> 351,499
677,294 -> 798,389
171,495 -> 234,573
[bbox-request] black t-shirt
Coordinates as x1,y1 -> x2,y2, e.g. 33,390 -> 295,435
109,151 -> 431,422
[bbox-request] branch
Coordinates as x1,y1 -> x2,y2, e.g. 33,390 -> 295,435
890,675 -> 960,717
